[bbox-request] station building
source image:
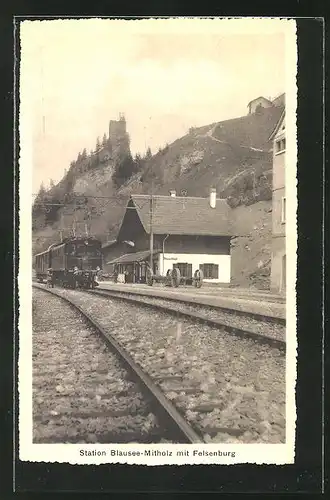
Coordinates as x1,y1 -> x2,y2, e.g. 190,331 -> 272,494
102,189 -> 234,284
269,110 -> 286,293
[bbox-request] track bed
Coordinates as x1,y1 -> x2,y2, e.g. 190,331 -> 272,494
36,285 -> 286,444
33,289 -> 173,443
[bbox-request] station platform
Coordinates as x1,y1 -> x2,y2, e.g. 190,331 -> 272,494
98,282 -> 286,321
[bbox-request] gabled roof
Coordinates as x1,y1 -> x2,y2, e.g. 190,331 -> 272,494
269,110 -> 285,141
247,96 -> 273,107
129,194 -> 232,236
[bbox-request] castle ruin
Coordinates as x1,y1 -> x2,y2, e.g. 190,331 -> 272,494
109,113 -> 127,142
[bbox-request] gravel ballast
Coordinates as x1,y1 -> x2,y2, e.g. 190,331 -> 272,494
32,289 -> 164,443
94,290 -> 285,342
47,286 -> 286,444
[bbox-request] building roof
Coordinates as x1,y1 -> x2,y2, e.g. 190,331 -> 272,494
129,194 -> 232,236
107,249 -> 160,265
247,96 -> 273,107
269,110 -> 285,141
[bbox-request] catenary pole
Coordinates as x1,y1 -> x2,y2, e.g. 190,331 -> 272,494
146,121 -> 154,273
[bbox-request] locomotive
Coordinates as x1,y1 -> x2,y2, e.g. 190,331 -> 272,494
35,236 -> 102,289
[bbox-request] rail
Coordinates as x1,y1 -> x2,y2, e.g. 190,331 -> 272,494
32,283 -> 203,443
88,288 -> 286,351
97,285 -> 286,325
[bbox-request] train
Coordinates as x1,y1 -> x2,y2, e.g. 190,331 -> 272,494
35,236 -> 102,289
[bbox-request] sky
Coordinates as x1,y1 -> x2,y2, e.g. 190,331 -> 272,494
20,18 -> 290,194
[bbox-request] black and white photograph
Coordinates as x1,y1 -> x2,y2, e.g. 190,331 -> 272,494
19,17 -> 297,465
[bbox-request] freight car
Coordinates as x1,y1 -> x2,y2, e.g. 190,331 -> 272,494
35,236 -> 102,289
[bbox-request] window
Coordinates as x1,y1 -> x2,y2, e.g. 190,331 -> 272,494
174,263 -> 192,278
281,197 -> 286,224
275,137 -> 286,154
199,263 -> 219,279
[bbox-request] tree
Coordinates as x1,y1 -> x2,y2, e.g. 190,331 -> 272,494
102,133 -> 107,147
113,153 -> 137,187
49,178 -> 55,189
38,181 -> 46,197
134,153 -> 143,172
96,136 -> 101,152
32,183 -> 47,230
145,146 -> 152,160
81,148 -> 87,160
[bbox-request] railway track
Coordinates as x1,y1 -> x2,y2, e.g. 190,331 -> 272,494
96,286 -> 286,324
89,288 -> 286,351
33,285 -> 202,444
32,283 -> 286,444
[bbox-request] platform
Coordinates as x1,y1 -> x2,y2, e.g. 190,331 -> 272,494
98,282 -> 286,321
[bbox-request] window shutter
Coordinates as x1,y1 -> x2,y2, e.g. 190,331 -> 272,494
188,264 -> 192,278
212,264 -> 219,279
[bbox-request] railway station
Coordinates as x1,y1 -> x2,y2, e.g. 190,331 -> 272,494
28,19 -> 291,454
102,189 -> 236,285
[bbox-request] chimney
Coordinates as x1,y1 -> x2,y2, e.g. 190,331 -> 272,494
169,190 -> 176,197
209,188 -> 216,208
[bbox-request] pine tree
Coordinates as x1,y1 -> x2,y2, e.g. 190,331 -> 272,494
96,136 -> 101,152
113,153 -> 137,187
134,153 -> 143,171
145,146 -> 152,160
102,133 -> 107,147
81,148 -> 87,159
38,181 -> 46,197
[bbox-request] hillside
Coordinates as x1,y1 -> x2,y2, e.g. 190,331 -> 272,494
32,104 -> 283,289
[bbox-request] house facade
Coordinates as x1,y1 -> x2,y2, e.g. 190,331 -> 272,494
104,189 -> 234,284
270,111 -> 286,293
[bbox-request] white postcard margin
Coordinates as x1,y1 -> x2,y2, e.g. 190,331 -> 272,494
18,17 -> 297,466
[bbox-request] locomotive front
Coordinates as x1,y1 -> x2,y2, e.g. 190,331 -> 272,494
67,237 -> 102,288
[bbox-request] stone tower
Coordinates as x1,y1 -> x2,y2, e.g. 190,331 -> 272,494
108,113 -> 130,158
109,113 -> 127,142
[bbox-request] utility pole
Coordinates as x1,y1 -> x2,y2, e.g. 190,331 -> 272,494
149,192 -> 153,272
148,118 -> 154,273
72,198 -> 77,238
59,212 -> 64,242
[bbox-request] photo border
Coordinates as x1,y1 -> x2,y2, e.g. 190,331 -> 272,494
1,13 -> 324,495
